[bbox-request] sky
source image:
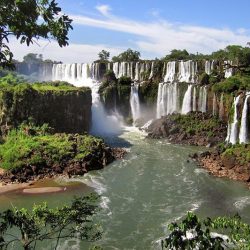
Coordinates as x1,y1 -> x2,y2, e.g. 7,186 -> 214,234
9,0 -> 250,63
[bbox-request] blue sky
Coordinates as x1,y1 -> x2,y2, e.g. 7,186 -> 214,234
10,0 -> 250,62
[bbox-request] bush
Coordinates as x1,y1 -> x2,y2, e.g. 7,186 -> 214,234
199,73 -> 210,85
118,76 -> 132,85
0,124 -> 102,170
212,75 -> 250,93
162,212 -> 250,249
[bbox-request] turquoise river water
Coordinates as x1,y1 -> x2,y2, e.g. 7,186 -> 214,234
0,127 -> 250,249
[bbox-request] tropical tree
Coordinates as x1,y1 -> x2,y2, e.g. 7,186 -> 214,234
98,50 -> 110,61
0,0 -> 73,69
112,49 -> 140,62
23,53 -> 43,64
0,195 -> 101,250
164,49 -> 190,61
162,212 -> 250,249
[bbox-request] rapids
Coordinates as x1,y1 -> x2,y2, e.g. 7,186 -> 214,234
1,128 -> 250,249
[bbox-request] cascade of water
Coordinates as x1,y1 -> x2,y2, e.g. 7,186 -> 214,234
156,82 -> 164,119
162,62 -> 166,78
113,62 -> 119,78
139,63 -> 145,81
130,84 -> 141,123
52,63 -> 122,135
178,60 -> 197,83
239,93 -> 250,144
212,93 -> 217,116
181,85 -> 193,114
135,62 -> 140,81
156,82 -> 179,118
219,93 -> 224,120
224,60 -> 233,78
205,60 -> 214,75
198,87 -> 207,113
164,61 -> 176,83
149,62 -> 154,79
129,62 -> 134,80
192,86 -> 197,111
226,95 -> 241,144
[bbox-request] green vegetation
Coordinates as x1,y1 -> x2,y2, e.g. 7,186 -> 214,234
0,123 -> 102,171
212,75 -> 250,93
222,144 -> 250,165
164,49 -> 190,61
162,212 -> 250,249
139,82 -> 158,105
0,195 -> 101,250
0,0 -> 72,68
112,49 -> 141,62
0,79 -> 92,133
199,73 -> 210,85
118,76 -> 132,85
97,50 -> 110,62
170,113 -> 222,136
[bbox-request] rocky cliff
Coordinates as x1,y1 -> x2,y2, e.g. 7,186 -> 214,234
0,82 -> 92,134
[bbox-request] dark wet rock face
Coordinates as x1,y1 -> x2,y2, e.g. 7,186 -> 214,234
146,112 -> 227,147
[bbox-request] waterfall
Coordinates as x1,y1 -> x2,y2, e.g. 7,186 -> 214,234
212,93 -> 217,116
113,62 -> 119,78
226,95 -> 241,144
224,60 -> 233,78
130,84 -> 141,123
219,93 -> 224,120
156,82 -> 164,118
181,85 -> 193,114
198,87 -> 207,113
164,61 -> 176,83
156,82 -> 179,118
205,60 -> 214,75
52,63 -> 122,135
149,62 -> 154,79
178,60 -> 197,83
134,62 -> 140,81
192,86 -> 197,111
239,93 -> 250,144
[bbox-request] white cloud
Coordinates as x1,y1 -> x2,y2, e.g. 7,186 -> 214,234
8,38 -> 123,63
7,7 -> 250,62
71,11 -> 250,56
95,4 -> 111,17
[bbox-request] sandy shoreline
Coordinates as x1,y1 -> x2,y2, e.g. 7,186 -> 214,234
0,178 -> 80,195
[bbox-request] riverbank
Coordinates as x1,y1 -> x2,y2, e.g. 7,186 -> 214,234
0,125 -> 126,185
144,112 -> 250,186
146,112 -> 227,147
191,144 -> 250,186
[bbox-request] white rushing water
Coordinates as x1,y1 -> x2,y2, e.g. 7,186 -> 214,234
192,86 -> 197,111
149,62 -> 154,79
181,85 -> 193,114
164,61 -> 176,83
178,60 -> 197,83
198,86 -> 207,113
224,60 -> 233,78
239,93 -> 250,144
205,60 -> 214,75
130,84 -> 141,123
52,63 -> 122,135
226,95 -> 241,144
219,93 -> 224,120
156,82 -> 179,118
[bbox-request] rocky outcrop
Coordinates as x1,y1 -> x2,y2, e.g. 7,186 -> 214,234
191,144 -> 250,185
0,83 -> 92,134
146,112 -> 227,146
0,135 -> 126,184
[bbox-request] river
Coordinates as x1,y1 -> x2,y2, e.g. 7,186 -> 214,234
0,127 -> 250,249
